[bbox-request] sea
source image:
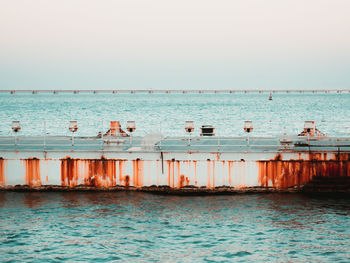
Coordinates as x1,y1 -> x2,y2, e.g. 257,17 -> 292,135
0,92 -> 350,137
0,92 -> 350,262
0,192 -> 349,262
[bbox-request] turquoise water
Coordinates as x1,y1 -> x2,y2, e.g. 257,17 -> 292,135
1,93 -> 350,136
1,93 -> 350,262
0,192 -> 349,262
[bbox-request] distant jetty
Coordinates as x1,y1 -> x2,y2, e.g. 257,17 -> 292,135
2,89 -> 349,95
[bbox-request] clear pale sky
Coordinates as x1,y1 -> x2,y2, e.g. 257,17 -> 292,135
0,0 -> 349,90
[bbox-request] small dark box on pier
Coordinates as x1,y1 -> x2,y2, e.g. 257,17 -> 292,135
200,125 -> 215,136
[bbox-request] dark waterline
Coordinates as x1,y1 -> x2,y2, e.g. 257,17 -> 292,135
0,192 -> 349,262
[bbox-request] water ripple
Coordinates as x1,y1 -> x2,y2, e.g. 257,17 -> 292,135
0,192 -> 350,262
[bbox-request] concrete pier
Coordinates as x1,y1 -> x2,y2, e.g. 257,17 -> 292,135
1,135 -> 350,193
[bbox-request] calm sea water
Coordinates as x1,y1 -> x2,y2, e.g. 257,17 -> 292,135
1,93 -> 350,261
0,192 -> 349,262
1,92 -> 350,136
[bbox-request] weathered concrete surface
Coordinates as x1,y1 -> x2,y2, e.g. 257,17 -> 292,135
1,136 -> 350,193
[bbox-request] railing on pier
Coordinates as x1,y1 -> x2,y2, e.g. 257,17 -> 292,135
1,119 -> 350,137
0,135 -> 350,153
1,120 -> 350,153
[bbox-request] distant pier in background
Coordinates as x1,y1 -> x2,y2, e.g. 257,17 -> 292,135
1,89 -> 350,94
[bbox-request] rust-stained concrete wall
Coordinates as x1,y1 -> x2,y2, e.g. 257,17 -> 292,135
0,151 -> 350,191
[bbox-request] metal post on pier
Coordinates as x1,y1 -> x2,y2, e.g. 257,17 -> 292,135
217,130 -> 221,152
43,120 -> 46,151
101,120 -> 104,150
159,121 -> 162,150
11,121 -> 21,149
244,121 -> 253,147
127,121 -> 136,146
185,121 -> 194,147
68,121 -> 78,147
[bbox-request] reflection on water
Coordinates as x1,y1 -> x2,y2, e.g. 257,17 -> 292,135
0,192 -> 349,262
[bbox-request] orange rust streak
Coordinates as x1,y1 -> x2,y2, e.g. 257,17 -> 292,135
211,160 -> 215,188
166,160 -> 171,187
179,174 -> 185,188
167,160 -> 175,188
24,158 -> 41,187
258,162 -> 265,187
118,160 -> 126,185
193,160 -> 197,186
132,160 -> 144,187
228,161 -> 233,186
133,160 -> 136,186
172,160 -> 175,188
61,158 -> 117,188
258,153 -> 350,189
0,159 -> 5,187
89,159 -> 117,187
61,158 -> 79,187
94,159 -> 116,187
124,175 -> 130,187
176,161 -> 181,188
207,160 -> 211,188
222,161 -> 225,185
156,160 -> 159,186
212,160 -> 215,188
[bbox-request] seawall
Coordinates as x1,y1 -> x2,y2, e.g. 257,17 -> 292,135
1,142 -> 350,193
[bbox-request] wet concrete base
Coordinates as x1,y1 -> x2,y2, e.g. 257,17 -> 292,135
1,184 -> 350,195
302,176 -> 350,192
